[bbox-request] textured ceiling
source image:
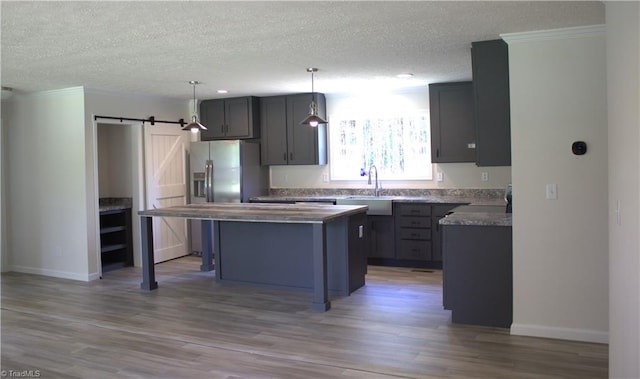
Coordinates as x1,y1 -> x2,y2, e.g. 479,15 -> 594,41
1,1 -> 604,100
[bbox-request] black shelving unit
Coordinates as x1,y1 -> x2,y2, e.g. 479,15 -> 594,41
99,208 -> 133,272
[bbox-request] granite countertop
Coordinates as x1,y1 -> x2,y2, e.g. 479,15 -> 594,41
250,195 -> 506,207
99,197 -> 132,212
138,203 -> 368,224
439,205 -> 512,227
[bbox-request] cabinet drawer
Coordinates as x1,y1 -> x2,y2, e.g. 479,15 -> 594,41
398,217 -> 431,229
399,228 -> 431,240
397,240 -> 432,261
396,203 -> 431,216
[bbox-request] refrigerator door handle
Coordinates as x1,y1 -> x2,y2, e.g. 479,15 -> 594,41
205,160 -> 214,202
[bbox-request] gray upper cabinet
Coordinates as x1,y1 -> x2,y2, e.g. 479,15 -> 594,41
472,39 -> 511,166
429,82 -> 476,163
260,96 -> 288,165
260,93 -> 327,165
200,96 -> 260,140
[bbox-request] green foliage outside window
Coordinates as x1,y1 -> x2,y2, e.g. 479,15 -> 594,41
330,112 -> 432,180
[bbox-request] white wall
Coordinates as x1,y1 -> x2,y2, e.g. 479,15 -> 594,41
606,2 -> 640,377
270,87 -> 512,190
504,26 -> 608,343
3,87 -> 189,280
5,87 -> 91,280
97,124 -> 134,198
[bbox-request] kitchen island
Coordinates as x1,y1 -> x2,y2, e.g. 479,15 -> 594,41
138,203 -> 368,312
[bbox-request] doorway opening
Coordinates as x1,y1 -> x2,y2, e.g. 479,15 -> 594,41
96,122 -> 142,275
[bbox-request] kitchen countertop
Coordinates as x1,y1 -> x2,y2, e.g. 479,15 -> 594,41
250,195 -> 506,206
99,197 -> 132,212
138,202 -> 368,224
439,205 -> 512,227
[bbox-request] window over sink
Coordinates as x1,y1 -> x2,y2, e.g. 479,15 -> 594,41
328,92 -> 433,181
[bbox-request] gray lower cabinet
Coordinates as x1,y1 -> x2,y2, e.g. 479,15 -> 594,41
260,93 -> 327,165
442,224 -> 512,328
216,213 -> 367,295
365,202 -> 465,268
367,215 -> 395,259
429,82 -> 476,163
200,96 -> 260,140
431,204 -> 460,262
395,203 -> 432,261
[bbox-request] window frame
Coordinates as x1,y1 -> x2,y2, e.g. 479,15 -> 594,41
328,110 -> 433,181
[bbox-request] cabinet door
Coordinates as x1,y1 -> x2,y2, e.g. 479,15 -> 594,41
431,204 -> 460,262
200,99 -> 226,140
224,97 -> 260,139
368,216 -> 395,259
224,97 -> 251,138
260,96 -> 289,165
429,82 -> 476,163
472,39 -> 511,166
397,240 -> 432,261
286,93 -> 327,165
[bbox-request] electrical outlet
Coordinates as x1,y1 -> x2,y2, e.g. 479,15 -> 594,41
546,183 -> 557,200
481,172 -> 489,181
322,173 -> 329,182
616,200 -> 621,225
436,172 -> 444,182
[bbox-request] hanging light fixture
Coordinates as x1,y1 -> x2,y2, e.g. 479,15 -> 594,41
182,80 -> 207,133
300,68 -> 328,127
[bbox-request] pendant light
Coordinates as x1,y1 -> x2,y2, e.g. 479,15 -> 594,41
182,80 -> 207,133
300,68 -> 328,127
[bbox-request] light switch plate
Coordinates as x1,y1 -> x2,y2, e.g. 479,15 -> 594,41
437,172 -> 444,182
546,183 -> 558,200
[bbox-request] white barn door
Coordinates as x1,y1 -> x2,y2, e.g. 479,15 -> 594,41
144,124 -> 190,263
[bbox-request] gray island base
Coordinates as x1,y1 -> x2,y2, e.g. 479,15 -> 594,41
139,203 -> 368,312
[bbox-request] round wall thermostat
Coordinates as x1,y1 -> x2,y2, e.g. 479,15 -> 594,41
572,141 -> 587,155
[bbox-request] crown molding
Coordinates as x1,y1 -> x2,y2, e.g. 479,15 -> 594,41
501,24 -> 605,44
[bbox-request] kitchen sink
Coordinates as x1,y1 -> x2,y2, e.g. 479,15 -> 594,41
335,196 -> 394,216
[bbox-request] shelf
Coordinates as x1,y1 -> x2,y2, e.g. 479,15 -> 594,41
101,243 -> 128,253
99,202 -> 133,271
100,226 -> 126,234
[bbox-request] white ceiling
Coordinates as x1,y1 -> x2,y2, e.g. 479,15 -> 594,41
1,1 -> 604,100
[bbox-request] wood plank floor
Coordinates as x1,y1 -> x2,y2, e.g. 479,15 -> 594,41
1,256 -> 607,378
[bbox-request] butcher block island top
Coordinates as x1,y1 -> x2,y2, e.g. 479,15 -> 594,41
138,202 -> 368,224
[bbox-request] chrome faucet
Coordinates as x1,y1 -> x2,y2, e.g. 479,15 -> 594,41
368,165 -> 381,197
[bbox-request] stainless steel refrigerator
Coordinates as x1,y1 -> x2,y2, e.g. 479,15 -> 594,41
189,140 -> 268,254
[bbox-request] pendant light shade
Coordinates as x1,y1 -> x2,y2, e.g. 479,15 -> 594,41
182,80 -> 207,133
300,68 -> 328,127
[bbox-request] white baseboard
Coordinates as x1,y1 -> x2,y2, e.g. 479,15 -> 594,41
511,323 -> 609,344
9,265 -> 93,282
